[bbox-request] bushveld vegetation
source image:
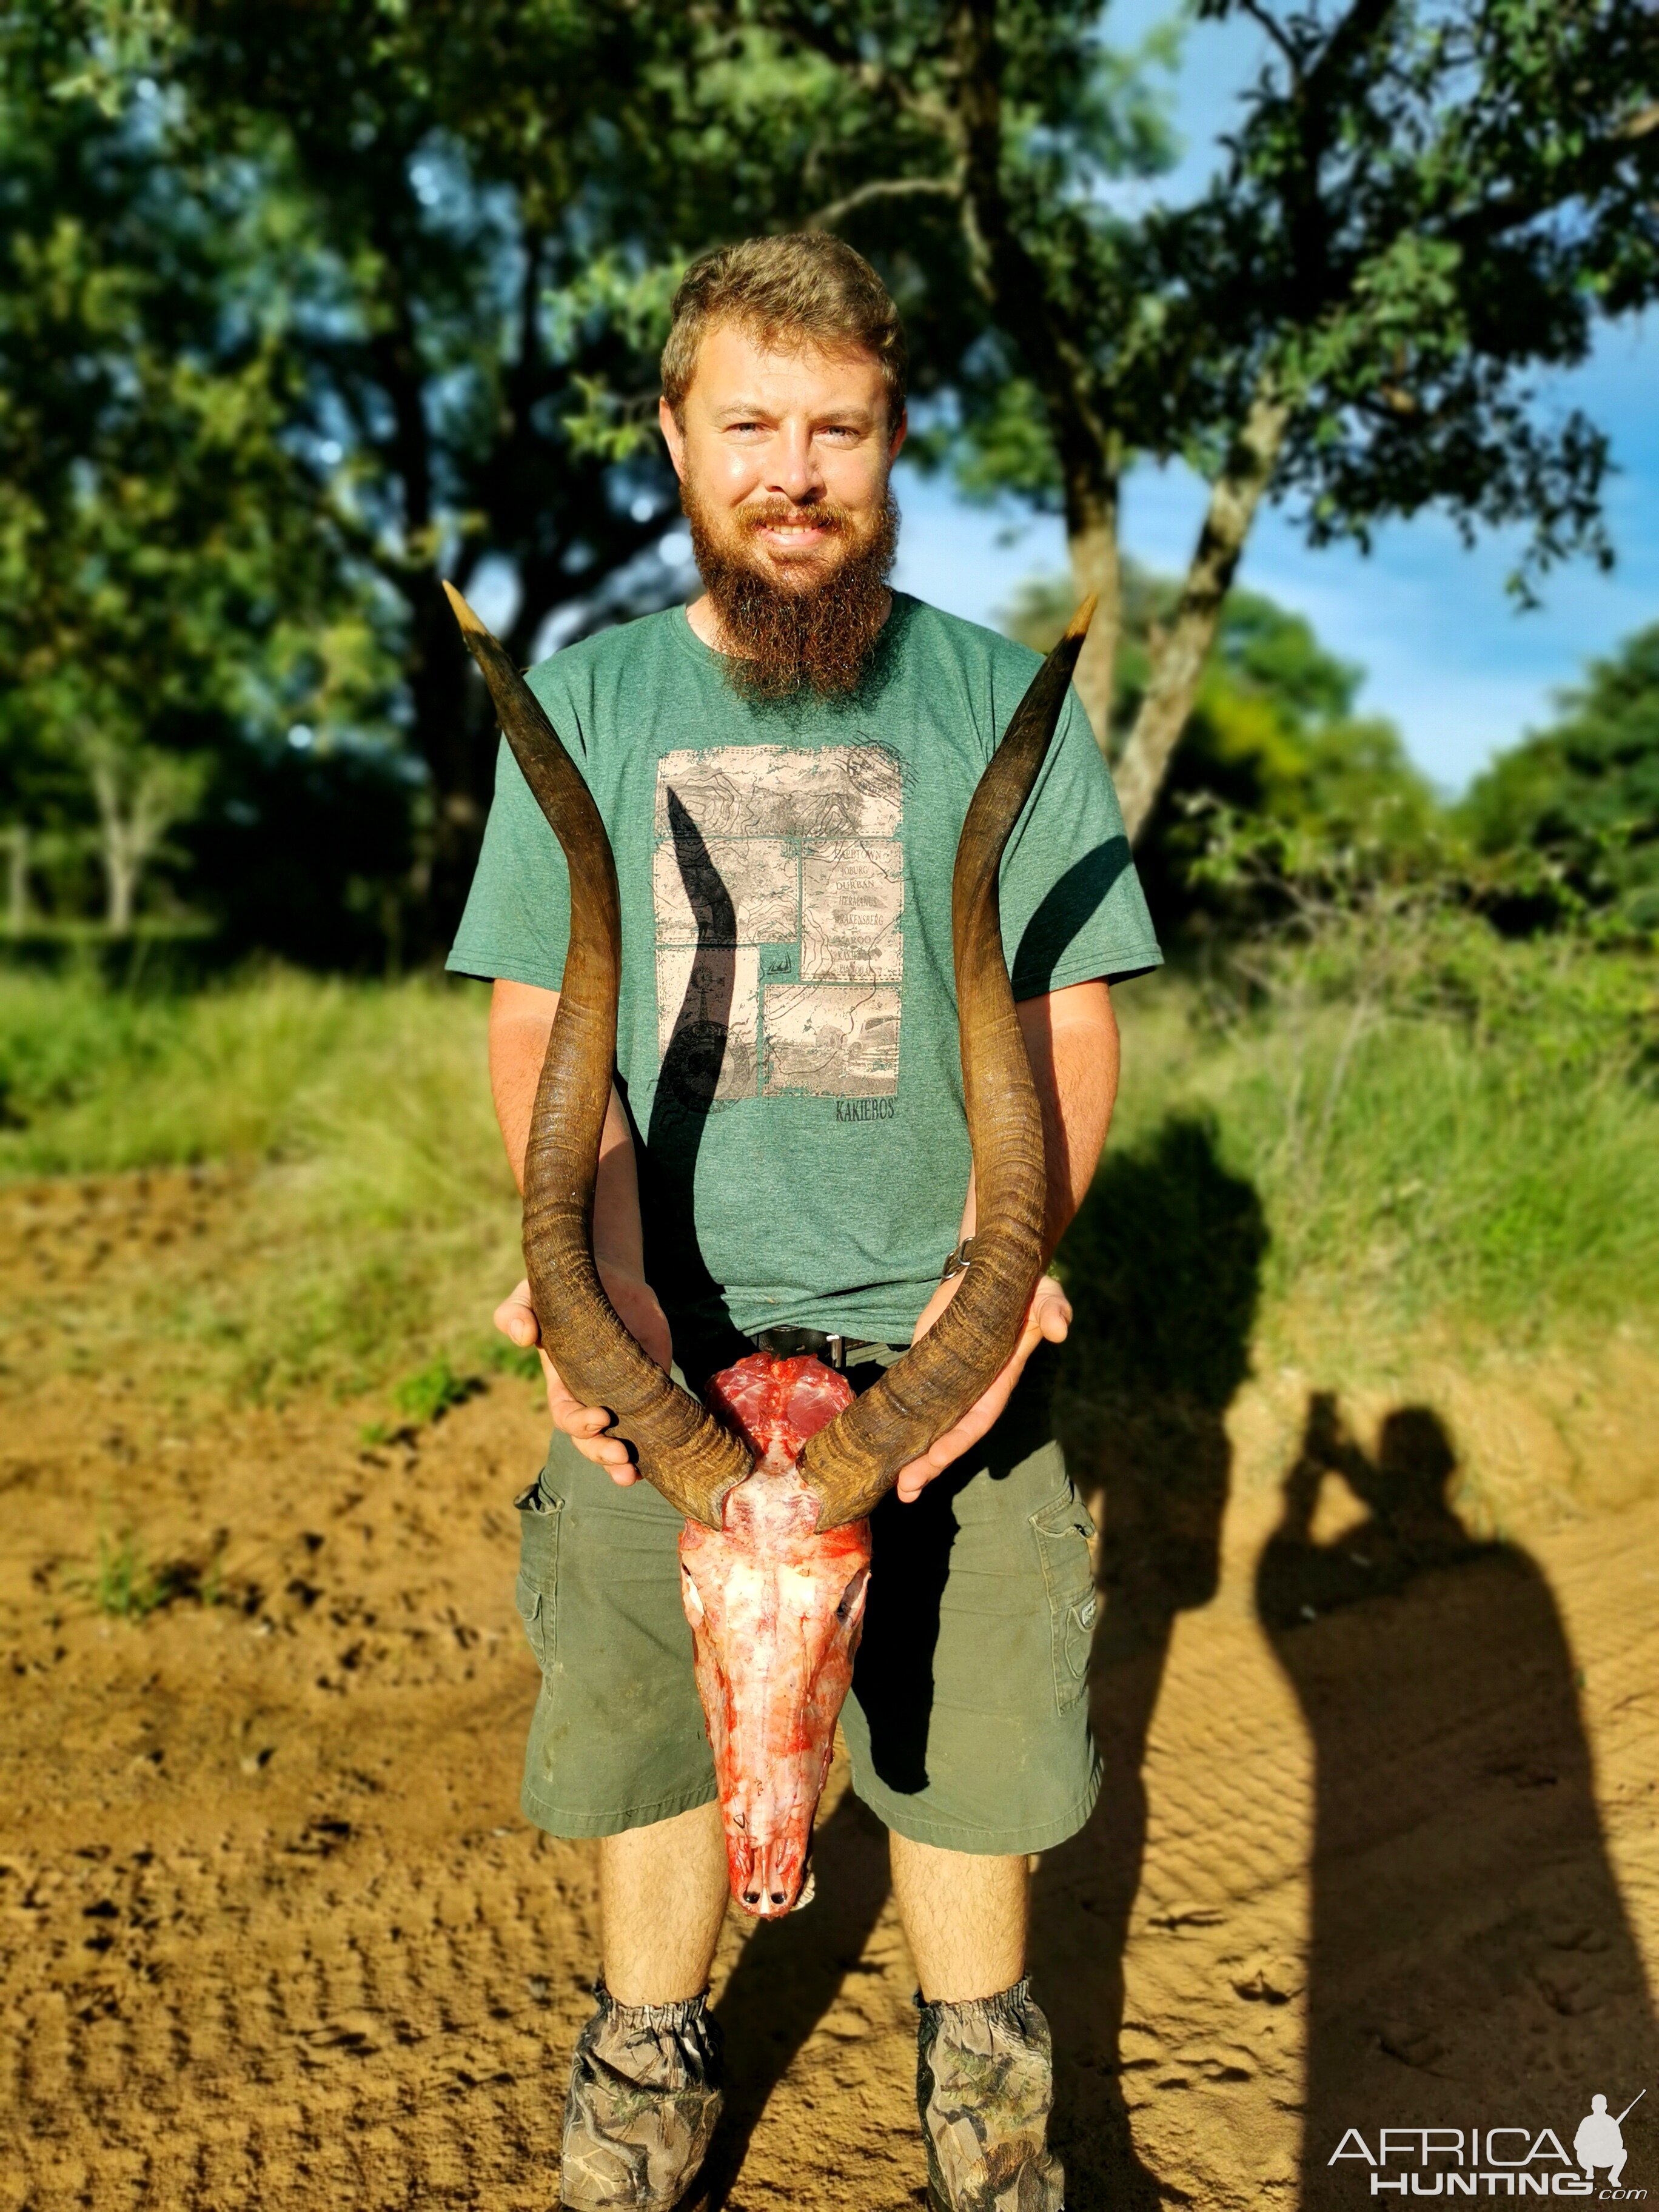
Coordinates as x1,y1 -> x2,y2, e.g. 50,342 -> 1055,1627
5,2 -> 1655,961
4,893 -> 1654,1422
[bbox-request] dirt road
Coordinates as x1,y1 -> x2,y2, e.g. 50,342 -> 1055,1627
2,1171 -> 1655,2208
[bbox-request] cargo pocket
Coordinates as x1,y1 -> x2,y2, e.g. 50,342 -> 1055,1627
1030,1488 -> 1099,1711
513,1480 -> 562,1672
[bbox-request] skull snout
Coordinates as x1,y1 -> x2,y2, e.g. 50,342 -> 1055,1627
729,1827 -> 809,1918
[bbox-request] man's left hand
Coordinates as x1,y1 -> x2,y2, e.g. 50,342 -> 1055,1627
894,1273 -> 1072,1504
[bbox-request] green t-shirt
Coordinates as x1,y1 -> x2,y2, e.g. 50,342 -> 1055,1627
447,592 -> 1161,1353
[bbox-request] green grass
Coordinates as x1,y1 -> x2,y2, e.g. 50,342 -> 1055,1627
3,928 -> 1656,1413
1095,910 -> 1659,1359
72,1524 -> 229,1620
0,963 -> 520,1403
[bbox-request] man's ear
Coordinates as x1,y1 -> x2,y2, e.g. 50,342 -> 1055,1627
888,406 -> 908,464
659,396 -> 688,481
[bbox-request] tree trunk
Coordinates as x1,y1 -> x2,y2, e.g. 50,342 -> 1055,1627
2,826 -> 27,934
88,758 -> 141,936
1111,386 -> 1291,843
85,748 -> 192,937
1063,463 -> 1122,752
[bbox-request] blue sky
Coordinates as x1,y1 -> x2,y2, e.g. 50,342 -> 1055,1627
890,4 -> 1659,796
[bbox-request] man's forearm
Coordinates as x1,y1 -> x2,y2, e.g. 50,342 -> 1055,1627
1017,980 -> 1119,1259
946,981 -> 1119,1272
489,977 -> 647,1275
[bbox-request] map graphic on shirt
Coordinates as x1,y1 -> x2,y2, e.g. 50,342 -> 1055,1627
652,744 -> 904,1102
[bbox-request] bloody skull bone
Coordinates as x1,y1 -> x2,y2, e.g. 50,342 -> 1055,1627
442,581 -> 1094,1922
680,1353 -> 871,1917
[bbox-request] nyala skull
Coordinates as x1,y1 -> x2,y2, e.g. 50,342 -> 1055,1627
679,1353 -> 872,1917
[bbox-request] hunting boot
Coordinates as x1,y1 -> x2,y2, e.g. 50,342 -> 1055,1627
916,1977 -> 1066,2212
559,1979 -> 723,2212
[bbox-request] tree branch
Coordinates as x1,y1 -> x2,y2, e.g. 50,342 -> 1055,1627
1444,113 -> 1659,247
1111,378 -> 1291,842
806,174 -> 962,231
1234,0 -> 1305,76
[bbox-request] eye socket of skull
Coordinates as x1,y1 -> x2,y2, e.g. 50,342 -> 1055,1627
835,1567 -> 870,1625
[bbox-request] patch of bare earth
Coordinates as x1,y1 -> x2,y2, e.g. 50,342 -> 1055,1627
1,1173 -> 1655,2210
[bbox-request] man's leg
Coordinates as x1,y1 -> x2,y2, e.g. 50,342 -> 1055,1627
840,1355 -> 1091,2212
561,1807 -> 731,2212
600,1801 -> 729,2004
890,1833 -> 1028,2002
891,1834 -> 1062,2212
512,1435 -> 730,2212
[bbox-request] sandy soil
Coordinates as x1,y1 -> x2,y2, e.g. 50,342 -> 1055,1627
2,1170 -> 1656,2210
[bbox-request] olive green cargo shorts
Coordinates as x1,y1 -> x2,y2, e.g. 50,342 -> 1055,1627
511,1350 -> 1101,1855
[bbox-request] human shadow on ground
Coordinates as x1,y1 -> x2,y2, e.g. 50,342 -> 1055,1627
1030,1114 -> 1269,2211
1258,1395 -> 1658,2209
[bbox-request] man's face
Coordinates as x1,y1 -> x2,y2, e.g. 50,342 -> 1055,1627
659,320 -> 907,697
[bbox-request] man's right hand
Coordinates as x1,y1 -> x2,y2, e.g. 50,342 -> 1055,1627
494,1271 -> 672,1485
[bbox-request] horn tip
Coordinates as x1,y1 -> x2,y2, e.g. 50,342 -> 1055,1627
441,578 -> 487,638
1064,594 -> 1098,645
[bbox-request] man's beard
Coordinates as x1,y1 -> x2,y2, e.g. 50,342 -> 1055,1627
682,478 -> 899,702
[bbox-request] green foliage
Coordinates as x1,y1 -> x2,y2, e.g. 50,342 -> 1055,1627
0,10 -> 402,937
8,0 -> 1654,950
73,1522 -> 229,1620
1057,1113 -> 1267,1413
7,950 -> 1656,1419
751,0 -> 1658,586
1460,623 -> 1659,933
1109,900 -> 1659,1344
89,1527 -> 176,1620
488,1335 -> 544,1383
1000,568 -> 1441,919
2,1 -> 924,942
392,1355 -> 481,1426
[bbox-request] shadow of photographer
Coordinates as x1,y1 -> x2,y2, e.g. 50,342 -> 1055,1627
1258,1395 -> 1658,2207
1031,1113 -> 1269,2209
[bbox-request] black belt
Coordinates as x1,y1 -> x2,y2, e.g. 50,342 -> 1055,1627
744,1326 -> 878,1372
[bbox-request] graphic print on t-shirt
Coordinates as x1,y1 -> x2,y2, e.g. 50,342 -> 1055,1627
652,745 -> 903,1103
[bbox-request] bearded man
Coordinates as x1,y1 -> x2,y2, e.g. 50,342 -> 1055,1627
447,233 -> 1161,2212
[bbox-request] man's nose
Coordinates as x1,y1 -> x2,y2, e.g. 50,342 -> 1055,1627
765,423 -> 823,504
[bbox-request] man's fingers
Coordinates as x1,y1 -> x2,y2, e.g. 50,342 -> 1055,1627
894,1396 -> 1002,1501
895,1282 -> 1073,1504
534,1346 -> 634,1469
494,1278 -> 541,1348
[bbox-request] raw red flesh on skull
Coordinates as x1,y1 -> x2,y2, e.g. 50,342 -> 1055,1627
679,1355 -> 873,1918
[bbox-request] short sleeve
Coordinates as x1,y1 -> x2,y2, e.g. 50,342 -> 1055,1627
999,687 -> 1162,996
444,671 -> 572,989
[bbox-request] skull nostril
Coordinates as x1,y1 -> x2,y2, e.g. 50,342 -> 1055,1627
770,1891 -> 786,1905
743,1891 -> 759,1905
